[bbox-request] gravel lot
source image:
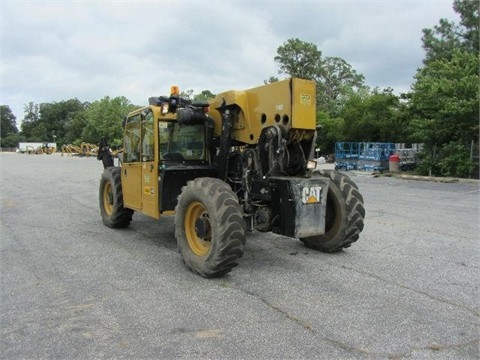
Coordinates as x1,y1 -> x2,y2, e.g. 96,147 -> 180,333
1,153 -> 479,359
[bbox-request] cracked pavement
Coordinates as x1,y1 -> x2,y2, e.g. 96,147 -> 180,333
1,154 -> 479,359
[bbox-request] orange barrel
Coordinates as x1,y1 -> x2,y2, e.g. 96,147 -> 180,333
389,154 -> 400,172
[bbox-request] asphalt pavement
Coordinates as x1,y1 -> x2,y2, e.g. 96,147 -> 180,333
1,153 -> 479,359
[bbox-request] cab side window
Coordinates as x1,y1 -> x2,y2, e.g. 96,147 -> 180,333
124,114 -> 141,163
142,110 -> 154,162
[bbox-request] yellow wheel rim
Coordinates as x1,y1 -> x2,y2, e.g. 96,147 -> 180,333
103,182 -> 113,216
185,201 -> 211,256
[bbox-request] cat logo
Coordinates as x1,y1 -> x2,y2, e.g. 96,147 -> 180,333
302,186 -> 322,204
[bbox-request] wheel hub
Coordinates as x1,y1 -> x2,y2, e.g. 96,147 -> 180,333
195,217 -> 211,239
103,182 -> 114,215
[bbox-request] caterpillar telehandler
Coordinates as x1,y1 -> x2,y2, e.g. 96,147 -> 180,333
97,78 -> 365,278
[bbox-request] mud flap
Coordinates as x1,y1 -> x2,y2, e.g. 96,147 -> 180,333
269,177 -> 329,238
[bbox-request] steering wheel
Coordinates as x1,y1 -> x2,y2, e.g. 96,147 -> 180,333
163,152 -> 184,161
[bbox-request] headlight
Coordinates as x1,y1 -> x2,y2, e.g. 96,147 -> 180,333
307,160 -> 317,169
161,103 -> 169,114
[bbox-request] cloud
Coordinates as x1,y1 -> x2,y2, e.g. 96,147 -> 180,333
1,1 -> 458,126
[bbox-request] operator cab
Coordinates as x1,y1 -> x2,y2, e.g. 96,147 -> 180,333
119,87 -> 216,218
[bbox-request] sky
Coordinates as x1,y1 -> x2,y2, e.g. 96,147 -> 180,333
1,0 -> 459,127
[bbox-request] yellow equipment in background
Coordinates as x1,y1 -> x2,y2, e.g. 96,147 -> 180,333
26,143 -> 56,154
61,143 -> 98,156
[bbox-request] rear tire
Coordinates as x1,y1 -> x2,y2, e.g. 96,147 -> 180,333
99,167 -> 133,228
301,170 -> 365,252
175,177 -> 246,278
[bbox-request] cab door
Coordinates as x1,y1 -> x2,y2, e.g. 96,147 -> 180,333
140,110 -> 159,219
122,113 -> 142,210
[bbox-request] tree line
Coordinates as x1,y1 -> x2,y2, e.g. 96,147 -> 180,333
1,0 -> 478,177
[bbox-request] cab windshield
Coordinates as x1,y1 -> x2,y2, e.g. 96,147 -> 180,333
159,121 -> 206,161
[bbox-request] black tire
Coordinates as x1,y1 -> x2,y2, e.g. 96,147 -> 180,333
99,167 -> 133,228
175,177 -> 246,278
301,170 -> 365,252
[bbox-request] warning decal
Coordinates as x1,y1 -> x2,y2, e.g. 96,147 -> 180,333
300,93 -> 311,105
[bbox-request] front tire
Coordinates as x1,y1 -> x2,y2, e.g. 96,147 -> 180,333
301,170 -> 365,252
99,167 -> 133,228
175,178 -> 246,278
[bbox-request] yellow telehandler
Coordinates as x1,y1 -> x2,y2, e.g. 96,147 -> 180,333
98,78 -> 365,277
